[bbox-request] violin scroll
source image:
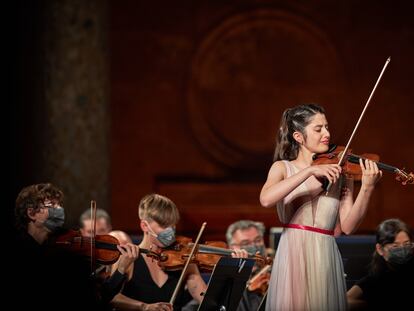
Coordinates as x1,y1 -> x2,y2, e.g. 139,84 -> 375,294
395,169 -> 414,185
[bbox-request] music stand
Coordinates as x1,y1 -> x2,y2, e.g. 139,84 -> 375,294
197,257 -> 255,311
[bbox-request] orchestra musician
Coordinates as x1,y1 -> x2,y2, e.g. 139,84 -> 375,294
10,183 -> 97,310
226,220 -> 271,311
110,193 -> 247,311
10,183 -> 139,311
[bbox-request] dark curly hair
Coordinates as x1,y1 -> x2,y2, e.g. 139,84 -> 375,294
15,183 -> 64,231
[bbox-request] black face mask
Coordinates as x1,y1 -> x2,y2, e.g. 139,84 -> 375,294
387,245 -> 413,265
44,207 -> 65,232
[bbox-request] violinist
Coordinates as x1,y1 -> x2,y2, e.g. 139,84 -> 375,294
10,183 -> 97,310
226,220 -> 271,311
259,104 -> 382,311
110,193 -> 202,311
110,193 -> 248,311
10,183 -> 139,311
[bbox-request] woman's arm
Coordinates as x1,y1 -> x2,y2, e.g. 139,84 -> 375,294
339,159 -> 382,234
111,293 -> 148,311
185,264 -> 208,303
260,161 -> 342,208
347,285 -> 368,310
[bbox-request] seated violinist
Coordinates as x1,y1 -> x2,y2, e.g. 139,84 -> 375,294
10,183 -> 97,310
110,193 -> 247,311
226,220 -> 271,311
10,183 -> 139,311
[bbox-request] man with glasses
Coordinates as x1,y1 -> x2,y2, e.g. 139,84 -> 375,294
226,220 -> 267,258
11,183 -> 139,311
11,183 -> 96,310
226,220 -> 271,311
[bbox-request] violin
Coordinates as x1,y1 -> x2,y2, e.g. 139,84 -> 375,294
312,58 -> 412,189
53,229 -> 159,265
246,264 -> 272,295
52,229 -> 121,265
312,144 -> 413,185
144,236 -> 272,272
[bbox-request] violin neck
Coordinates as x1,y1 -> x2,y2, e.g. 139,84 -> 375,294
347,154 -> 397,173
197,244 -> 234,256
94,240 -> 140,254
139,248 -> 153,255
94,240 -> 118,251
196,244 -> 256,258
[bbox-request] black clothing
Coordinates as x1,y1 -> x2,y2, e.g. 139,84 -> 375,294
237,289 -> 264,311
356,257 -> 414,310
10,230 -> 96,310
172,272 -> 265,311
100,269 -> 128,304
10,230 -> 125,310
122,254 -> 192,309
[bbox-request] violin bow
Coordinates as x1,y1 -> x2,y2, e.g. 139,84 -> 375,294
326,57 -> 391,192
169,222 -> 207,306
90,200 -> 97,272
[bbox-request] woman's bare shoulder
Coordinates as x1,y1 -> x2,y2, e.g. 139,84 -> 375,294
266,160 -> 288,179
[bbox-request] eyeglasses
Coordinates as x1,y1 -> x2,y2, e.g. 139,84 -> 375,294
43,200 -> 61,209
231,237 -> 264,248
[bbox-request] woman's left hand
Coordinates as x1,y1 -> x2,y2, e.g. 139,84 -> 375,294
360,158 -> 382,188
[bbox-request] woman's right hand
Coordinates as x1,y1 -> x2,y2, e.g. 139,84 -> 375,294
309,164 -> 342,185
142,302 -> 173,311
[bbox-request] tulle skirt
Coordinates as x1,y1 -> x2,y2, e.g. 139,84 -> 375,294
265,228 -> 347,311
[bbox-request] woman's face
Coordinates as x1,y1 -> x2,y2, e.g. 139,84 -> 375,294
299,113 -> 331,154
378,231 -> 412,261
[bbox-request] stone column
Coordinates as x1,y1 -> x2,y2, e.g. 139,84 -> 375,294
41,0 -> 110,227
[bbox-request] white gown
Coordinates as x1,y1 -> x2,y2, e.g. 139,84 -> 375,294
265,161 -> 347,311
